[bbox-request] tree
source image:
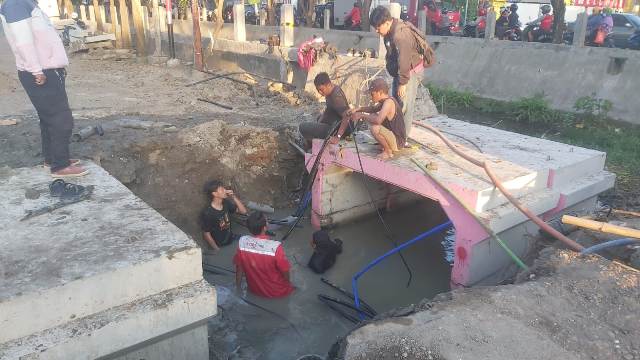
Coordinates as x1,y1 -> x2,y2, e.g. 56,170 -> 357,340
551,0 -> 566,44
212,0 -> 223,36
299,0 -> 316,27
361,0 -> 371,31
267,0 -> 275,25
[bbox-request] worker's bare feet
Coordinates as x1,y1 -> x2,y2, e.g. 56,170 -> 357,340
51,165 -> 89,178
376,151 -> 393,161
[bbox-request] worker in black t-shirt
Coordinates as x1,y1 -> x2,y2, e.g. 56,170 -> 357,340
200,179 -> 248,253
299,72 -> 352,150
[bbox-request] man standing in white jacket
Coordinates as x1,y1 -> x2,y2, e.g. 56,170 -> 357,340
1,0 -> 87,177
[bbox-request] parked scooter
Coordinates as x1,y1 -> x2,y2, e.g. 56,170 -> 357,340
503,25 -> 522,41
463,7 -> 486,38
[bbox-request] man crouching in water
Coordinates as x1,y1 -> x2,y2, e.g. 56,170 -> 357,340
349,78 -> 407,161
234,212 -> 294,298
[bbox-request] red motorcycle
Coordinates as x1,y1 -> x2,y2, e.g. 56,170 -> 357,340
463,7 -> 487,38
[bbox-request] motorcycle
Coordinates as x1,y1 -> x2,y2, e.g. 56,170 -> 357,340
463,8 -> 487,38
503,25 -> 522,41
522,23 -> 553,43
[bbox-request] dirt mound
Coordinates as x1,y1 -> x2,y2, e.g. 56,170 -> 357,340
99,120 -> 301,240
332,249 -> 640,360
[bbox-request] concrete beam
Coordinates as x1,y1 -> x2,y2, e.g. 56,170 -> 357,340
324,8 -> 331,30
280,4 -> 294,47
485,10 -> 496,40
0,162 -> 203,343
573,11 -> 588,48
233,3 -> 246,42
0,280 -> 216,360
418,10 -> 427,34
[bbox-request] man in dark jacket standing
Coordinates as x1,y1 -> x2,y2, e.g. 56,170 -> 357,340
370,5 -> 424,139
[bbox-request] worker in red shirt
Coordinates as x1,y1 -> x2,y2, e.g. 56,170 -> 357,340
234,212 -> 294,298
345,2 -> 361,30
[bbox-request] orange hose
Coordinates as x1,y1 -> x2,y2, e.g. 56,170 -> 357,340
412,121 -> 584,252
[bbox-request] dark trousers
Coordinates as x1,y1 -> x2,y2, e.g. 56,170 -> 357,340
18,68 -> 73,172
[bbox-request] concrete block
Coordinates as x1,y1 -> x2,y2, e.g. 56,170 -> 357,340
573,11 -> 588,48
281,4 -> 294,47
0,280 -> 215,360
485,10 -> 496,40
418,10 -> 427,34
233,3 -> 246,42
0,162 -> 202,343
324,8 -> 331,30
80,5 -> 88,21
479,188 -> 560,234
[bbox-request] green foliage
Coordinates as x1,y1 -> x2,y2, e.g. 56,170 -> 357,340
574,93 -> 612,120
427,84 -> 474,109
507,94 -> 575,125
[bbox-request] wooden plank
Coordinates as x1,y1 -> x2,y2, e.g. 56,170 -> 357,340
118,0 -> 132,48
130,0 -> 146,56
92,0 -> 103,31
109,0 -> 122,48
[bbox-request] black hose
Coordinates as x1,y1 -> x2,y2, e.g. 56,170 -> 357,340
317,294 -> 374,318
281,120 -> 342,241
320,277 -> 377,317
351,123 -> 414,288
238,295 -> 303,337
318,296 -> 359,324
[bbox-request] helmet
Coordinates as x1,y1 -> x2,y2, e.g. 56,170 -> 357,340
540,4 -> 552,14
510,3 -> 518,11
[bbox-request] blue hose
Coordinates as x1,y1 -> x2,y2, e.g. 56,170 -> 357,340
351,220 -> 453,320
580,238 -> 640,255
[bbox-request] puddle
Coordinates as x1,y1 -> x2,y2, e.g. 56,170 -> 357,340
204,199 -> 452,359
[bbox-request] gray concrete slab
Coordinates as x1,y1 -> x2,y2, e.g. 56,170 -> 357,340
0,162 -> 202,343
0,280 -> 215,360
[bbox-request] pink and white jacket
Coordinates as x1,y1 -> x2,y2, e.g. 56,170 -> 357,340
0,0 -> 68,75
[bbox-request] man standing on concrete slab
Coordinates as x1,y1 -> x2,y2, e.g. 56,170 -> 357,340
0,0 -> 88,178
200,180 -> 248,253
299,72 -> 352,149
370,5 -> 427,139
234,211 -> 294,298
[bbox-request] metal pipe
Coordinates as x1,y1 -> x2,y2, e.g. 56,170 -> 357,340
412,121 -> 585,252
352,221 -> 453,319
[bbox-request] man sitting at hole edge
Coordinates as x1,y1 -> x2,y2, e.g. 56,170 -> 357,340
299,72 -> 352,150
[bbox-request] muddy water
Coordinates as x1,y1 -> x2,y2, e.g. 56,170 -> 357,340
203,200 -> 452,359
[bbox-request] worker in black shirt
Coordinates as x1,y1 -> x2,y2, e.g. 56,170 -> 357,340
200,180 -> 248,253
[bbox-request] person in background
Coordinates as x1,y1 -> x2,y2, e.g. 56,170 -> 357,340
200,180 -> 248,253
369,5 -> 424,138
0,0 -> 88,177
234,212 -> 294,298
496,7 -> 510,39
528,4 -> 553,42
350,78 -> 406,161
345,2 -> 361,30
508,3 -> 520,30
299,72 -> 352,149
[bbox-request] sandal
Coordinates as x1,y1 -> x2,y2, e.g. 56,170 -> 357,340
49,179 -> 87,199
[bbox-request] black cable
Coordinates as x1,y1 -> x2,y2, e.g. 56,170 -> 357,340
318,294 -> 375,318
320,277 -> 377,317
318,296 -> 359,324
350,121 -> 414,288
281,120 -> 342,241
238,295 -> 303,337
